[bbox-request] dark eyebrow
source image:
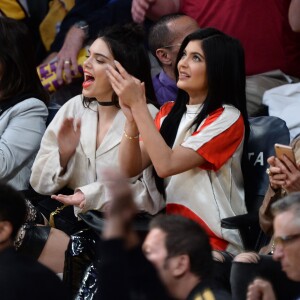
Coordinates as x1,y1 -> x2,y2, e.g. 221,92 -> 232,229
94,53 -> 110,60
87,49 -> 110,60
191,52 -> 205,60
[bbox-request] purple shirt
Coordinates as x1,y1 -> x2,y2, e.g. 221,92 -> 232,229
152,70 -> 178,106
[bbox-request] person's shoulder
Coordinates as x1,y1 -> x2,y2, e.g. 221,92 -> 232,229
1,98 -> 48,122
0,248 -> 54,278
61,94 -> 85,109
206,105 -> 241,124
153,101 -> 175,125
13,97 -> 48,111
0,250 -> 69,299
0,248 -> 48,278
56,94 -> 94,117
160,101 -> 175,115
221,104 -> 240,116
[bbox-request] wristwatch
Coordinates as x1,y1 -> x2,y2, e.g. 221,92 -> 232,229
74,20 -> 89,39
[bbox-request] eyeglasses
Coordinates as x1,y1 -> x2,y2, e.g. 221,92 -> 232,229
274,233 -> 300,248
162,43 -> 182,49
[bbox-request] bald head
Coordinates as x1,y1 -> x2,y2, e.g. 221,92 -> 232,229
166,15 -> 199,46
148,14 -> 199,56
149,14 -> 198,78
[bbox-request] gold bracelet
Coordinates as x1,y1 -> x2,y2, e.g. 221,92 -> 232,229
123,130 -> 139,140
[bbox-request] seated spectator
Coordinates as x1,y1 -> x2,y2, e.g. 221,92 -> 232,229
247,192 -> 300,300
230,136 -> 300,300
30,23 -> 165,221
148,13 -> 198,106
97,169 -> 231,300
0,17 -> 49,191
131,0 -> 300,116
108,27 -> 249,255
41,0 -> 133,104
0,17 -> 72,274
0,182 -> 69,300
0,0 -> 54,64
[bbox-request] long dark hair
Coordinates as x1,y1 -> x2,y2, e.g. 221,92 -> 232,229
83,23 -> 158,108
155,28 -> 249,197
0,18 -> 49,104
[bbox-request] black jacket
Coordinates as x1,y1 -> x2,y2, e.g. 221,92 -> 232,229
0,247 -> 70,300
50,0 -> 132,53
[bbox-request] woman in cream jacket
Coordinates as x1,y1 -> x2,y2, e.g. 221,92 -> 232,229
30,23 -> 164,217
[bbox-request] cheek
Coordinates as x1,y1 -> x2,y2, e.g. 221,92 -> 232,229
196,66 -> 206,78
196,69 -> 207,86
96,72 -> 112,88
284,246 -> 298,265
148,252 -> 166,270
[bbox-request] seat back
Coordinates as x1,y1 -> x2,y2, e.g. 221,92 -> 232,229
46,102 -> 61,127
221,116 -> 290,250
244,116 -> 290,213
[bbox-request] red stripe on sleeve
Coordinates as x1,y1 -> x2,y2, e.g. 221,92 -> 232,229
193,110 -> 244,171
154,102 -> 174,130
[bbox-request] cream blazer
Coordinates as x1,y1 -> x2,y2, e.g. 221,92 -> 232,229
30,95 -> 165,216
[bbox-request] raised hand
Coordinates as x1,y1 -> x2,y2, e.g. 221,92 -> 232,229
103,169 -> 137,220
267,155 -> 300,193
51,190 -> 86,208
58,117 -> 81,169
276,155 -> 300,193
106,60 -> 147,109
131,0 -> 156,23
101,168 -> 138,247
247,278 -> 276,300
56,26 -> 85,84
267,156 -> 286,190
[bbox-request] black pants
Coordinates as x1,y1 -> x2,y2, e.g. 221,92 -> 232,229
230,255 -> 300,300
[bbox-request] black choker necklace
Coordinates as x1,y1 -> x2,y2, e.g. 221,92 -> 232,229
97,101 -> 115,106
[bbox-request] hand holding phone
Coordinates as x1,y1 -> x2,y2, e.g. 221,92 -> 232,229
274,143 -> 296,164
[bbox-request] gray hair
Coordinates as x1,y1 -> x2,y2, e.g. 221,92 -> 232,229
271,192 -> 300,219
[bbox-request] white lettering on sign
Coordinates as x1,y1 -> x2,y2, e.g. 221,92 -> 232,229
248,152 -> 264,166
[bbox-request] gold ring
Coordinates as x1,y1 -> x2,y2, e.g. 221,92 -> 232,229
266,168 -> 271,175
64,60 -> 71,64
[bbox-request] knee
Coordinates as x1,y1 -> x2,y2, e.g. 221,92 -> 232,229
233,252 -> 260,264
212,250 -> 234,263
38,228 -> 70,273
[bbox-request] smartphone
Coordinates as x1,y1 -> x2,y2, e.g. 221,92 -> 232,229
274,143 -> 296,164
